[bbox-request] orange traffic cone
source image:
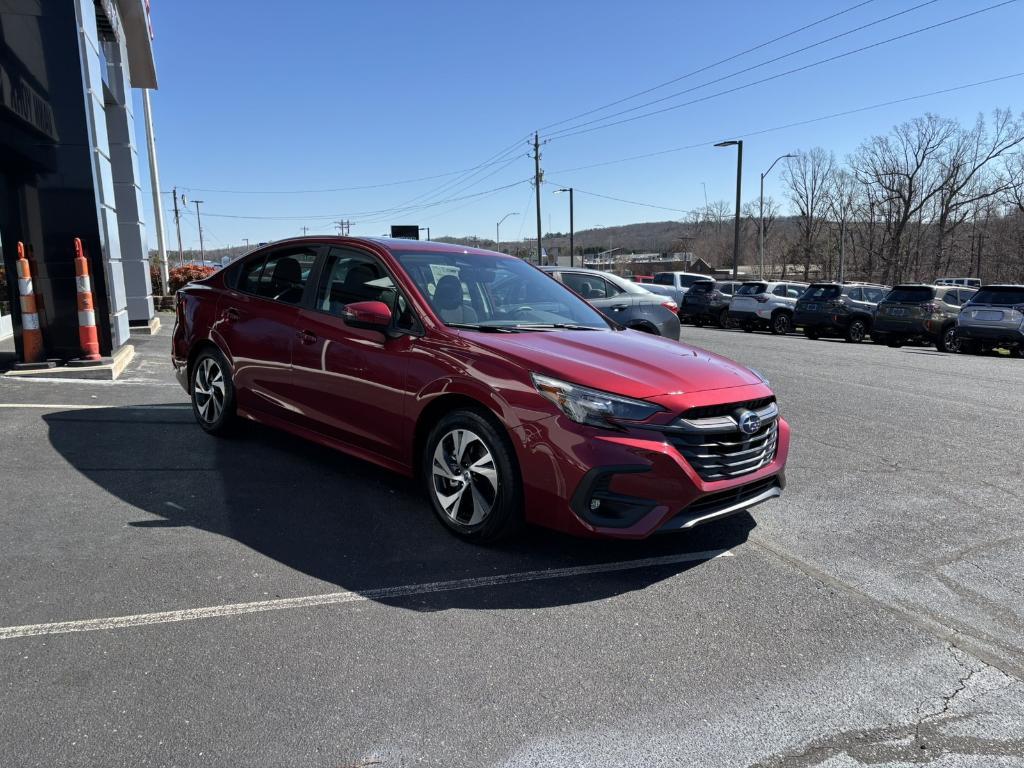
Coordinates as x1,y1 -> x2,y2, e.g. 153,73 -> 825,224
15,241 -> 46,364
73,238 -> 102,361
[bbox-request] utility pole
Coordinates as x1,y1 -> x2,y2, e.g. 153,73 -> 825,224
715,139 -> 743,279
334,220 -> 351,236
172,185 -> 184,268
301,226 -> 309,236
142,90 -> 169,294
193,200 -> 206,261
533,132 -> 543,264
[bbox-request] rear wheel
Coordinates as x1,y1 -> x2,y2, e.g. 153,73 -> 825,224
770,313 -> 792,335
423,409 -> 522,543
845,319 -> 867,344
804,327 -> 820,340
935,325 -> 960,353
718,308 -> 731,328
190,347 -> 236,435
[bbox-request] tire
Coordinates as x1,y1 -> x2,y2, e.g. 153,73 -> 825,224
770,313 -> 792,335
422,409 -> 522,543
887,340 -> 903,348
627,322 -> 658,335
959,339 -> 978,355
1009,346 -> 1023,359
718,308 -> 731,328
742,322 -> 755,333
190,347 -> 236,435
845,318 -> 867,344
935,325 -> 960,353
803,327 -> 820,340
694,317 -> 705,328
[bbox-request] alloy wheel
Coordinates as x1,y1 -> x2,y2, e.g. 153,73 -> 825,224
193,357 -> 226,425
772,314 -> 791,335
431,428 -> 499,527
943,327 -> 961,353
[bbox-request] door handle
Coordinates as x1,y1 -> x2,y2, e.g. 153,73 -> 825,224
610,304 -> 629,311
297,330 -> 317,345
224,307 -> 240,321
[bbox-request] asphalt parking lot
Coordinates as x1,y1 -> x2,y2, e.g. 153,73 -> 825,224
1,319 -> 1022,767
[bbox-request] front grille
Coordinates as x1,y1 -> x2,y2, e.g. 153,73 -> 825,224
669,422 -> 778,481
680,397 -> 775,421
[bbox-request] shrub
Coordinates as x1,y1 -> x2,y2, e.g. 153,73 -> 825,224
168,265 -> 216,293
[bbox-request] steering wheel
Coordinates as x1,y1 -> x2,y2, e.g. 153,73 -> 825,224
513,306 -> 535,318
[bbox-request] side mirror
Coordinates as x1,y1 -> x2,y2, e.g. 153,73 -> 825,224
342,300 -> 392,331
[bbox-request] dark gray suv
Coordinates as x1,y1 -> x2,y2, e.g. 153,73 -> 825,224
542,267 -> 681,339
793,283 -> 888,343
873,284 -> 977,351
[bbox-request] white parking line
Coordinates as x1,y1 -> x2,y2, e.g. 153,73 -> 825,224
0,549 -> 733,640
0,404 -> 190,410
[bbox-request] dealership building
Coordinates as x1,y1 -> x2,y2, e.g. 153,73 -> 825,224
0,0 -> 159,361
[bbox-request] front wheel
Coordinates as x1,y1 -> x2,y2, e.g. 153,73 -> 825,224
845,319 -> 867,344
423,409 -> 522,543
803,327 -> 820,340
935,325 -> 960,353
770,313 -> 792,335
190,347 -> 236,435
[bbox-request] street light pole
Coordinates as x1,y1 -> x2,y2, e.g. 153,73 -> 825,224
495,212 -> 518,254
555,188 -> 574,266
715,140 -> 743,279
419,227 -> 430,241
193,200 -> 206,262
759,153 -> 795,280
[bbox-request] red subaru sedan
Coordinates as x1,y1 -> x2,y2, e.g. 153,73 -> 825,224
172,237 -> 789,542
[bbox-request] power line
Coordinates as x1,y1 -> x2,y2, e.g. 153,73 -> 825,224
545,0 -> 942,140
545,182 -> 688,214
546,71 -> 1024,176
196,179 -> 532,222
547,0 -> 1018,143
539,0 -> 880,132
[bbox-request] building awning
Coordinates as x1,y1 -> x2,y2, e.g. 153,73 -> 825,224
117,0 -> 158,89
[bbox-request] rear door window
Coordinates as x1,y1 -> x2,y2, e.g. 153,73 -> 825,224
863,287 -> 885,302
254,247 -> 319,304
942,290 -> 960,306
803,285 -> 841,301
846,287 -> 863,301
563,272 -> 614,299
237,253 -> 267,294
772,284 -> 789,297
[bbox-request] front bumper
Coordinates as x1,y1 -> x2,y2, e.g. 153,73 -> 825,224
514,385 -> 790,539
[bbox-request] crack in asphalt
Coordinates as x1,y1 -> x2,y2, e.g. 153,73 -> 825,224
750,645 -> 1022,767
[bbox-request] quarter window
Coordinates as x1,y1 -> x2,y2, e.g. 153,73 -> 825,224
237,247 -> 318,304
847,287 -> 863,301
943,290 -> 960,306
864,287 -> 885,302
772,285 -> 789,297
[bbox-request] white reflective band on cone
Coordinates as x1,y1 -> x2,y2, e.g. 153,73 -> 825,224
78,310 -> 96,327
22,313 -> 40,330
18,278 -> 33,295
76,275 -> 91,293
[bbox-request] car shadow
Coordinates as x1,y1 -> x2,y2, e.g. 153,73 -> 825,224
43,405 -> 755,612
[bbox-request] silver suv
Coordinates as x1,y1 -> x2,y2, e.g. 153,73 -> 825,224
956,285 -> 1024,357
728,280 -> 810,335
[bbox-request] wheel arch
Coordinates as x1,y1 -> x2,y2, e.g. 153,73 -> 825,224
412,389 -> 515,481
185,339 -> 226,394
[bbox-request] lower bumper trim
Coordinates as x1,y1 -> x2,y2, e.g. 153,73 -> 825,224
658,477 -> 782,532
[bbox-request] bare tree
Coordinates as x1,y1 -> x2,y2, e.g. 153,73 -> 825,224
783,147 -> 835,280
826,169 -> 857,282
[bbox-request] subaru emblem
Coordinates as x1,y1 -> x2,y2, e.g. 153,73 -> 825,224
737,410 -> 761,435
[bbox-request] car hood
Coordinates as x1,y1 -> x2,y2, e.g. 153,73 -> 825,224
469,329 -> 761,397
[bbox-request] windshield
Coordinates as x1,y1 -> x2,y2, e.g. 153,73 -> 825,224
736,282 -> 768,296
395,251 -> 610,330
970,287 -> 1024,305
653,273 -> 673,285
802,285 -> 841,301
600,271 -> 650,295
885,286 -> 934,303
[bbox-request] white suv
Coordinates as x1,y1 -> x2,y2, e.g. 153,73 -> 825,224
727,280 -> 809,335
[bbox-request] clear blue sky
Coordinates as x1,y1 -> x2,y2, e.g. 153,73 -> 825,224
138,0 -> 1024,250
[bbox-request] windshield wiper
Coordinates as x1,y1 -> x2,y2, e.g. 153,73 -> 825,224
512,323 -> 604,331
446,323 -> 519,333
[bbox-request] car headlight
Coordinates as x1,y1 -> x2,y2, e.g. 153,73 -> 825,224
531,373 -> 663,428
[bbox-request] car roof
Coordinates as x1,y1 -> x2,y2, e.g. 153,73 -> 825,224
261,235 -> 507,259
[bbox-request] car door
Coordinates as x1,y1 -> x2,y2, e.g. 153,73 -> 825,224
289,245 -> 419,460
559,272 -> 633,320
214,244 -> 320,418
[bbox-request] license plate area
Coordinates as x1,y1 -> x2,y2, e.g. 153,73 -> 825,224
973,310 -> 1004,321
